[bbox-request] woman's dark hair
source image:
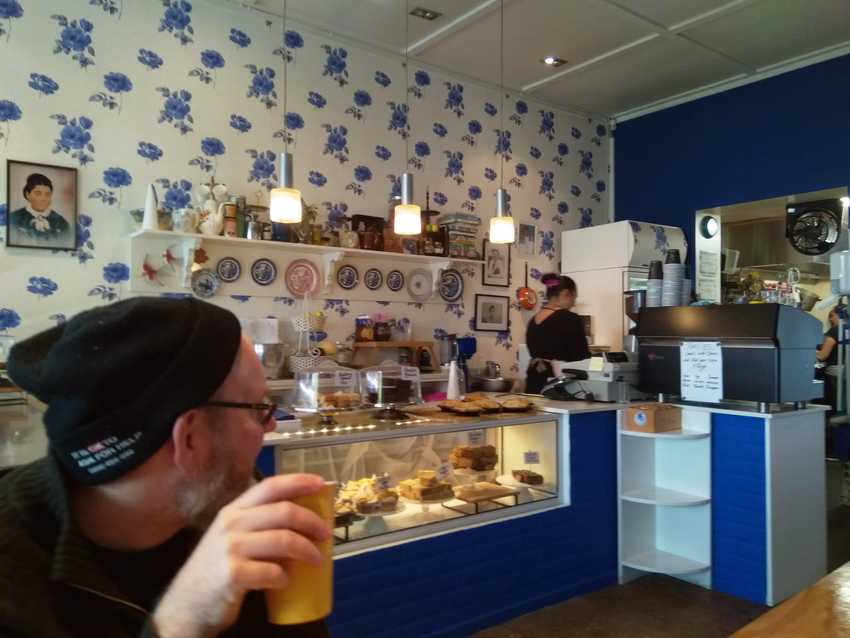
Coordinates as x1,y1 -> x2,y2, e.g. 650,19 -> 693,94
541,273 -> 577,300
23,173 -> 53,198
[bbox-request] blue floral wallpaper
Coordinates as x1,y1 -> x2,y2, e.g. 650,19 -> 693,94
0,0 -> 609,376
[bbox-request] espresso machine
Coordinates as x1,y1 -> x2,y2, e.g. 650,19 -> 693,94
623,289 -> 646,360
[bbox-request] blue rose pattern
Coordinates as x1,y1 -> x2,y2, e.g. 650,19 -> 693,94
50,114 -> 94,164
190,137 -> 225,173
509,162 -> 527,188
483,167 -> 496,181
308,171 -> 327,188
160,0 -> 193,45
409,69 -> 430,99
322,202 -> 349,231
510,100 -> 527,126
570,184 -> 581,197
653,225 -> 669,253
90,166 -> 132,206
346,89 -> 371,120
539,230 -> 555,259
346,165 -> 372,196
0,308 -> 21,332
246,65 -> 277,109
444,82 -> 464,117
274,111 -> 304,145
445,303 -> 464,319
27,276 -> 58,298
591,124 -> 606,146
229,114 -> 251,133
52,15 -> 95,68
308,91 -> 326,109
73,214 -> 95,263
156,178 -> 192,211
29,73 -> 59,97
90,72 -> 132,113
374,71 -> 391,88
190,49 -> 225,86
156,87 -> 193,134
552,142 -> 569,166
0,99 -> 22,146
103,262 -> 130,283
580,208 -> 593,228
324,299 -> 350,316
433,122 -> 447,138
495,129 -> 512,160
229,28 -> 250,48
579,150 -> 594,178
274,29 -> 303,62
386,101 -> 409,139
462,119 -> 481,146
539,110 -> 555,141
374,145 -> 391,161
538,170 -> 555,201
246,149 -> 277,190
462,185 -> 482,212
321,123 -> 349,163
484,102 -> 497,117
138,48 -> 163,70
444,150 -> 464,185
530,207 -> 541,220
0,0 -> 23,42
433,192 -> 448,206
591,179 -> 606,202
89,0 -> 122,18
321,44 -> 349,87
571,126 -> 582,139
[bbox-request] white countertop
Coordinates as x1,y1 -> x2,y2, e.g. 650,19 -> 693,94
539,400 -> 626,415
662,402 -> 829,420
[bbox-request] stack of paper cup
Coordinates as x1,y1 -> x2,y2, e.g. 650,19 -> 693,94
681,279 -> 692,306
662,262 -> 684,307
647,260 -> 663,308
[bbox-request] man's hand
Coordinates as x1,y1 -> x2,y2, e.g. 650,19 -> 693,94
152,474 -> 331,638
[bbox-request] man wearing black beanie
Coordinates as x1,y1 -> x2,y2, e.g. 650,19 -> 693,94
0,297 -> 332,637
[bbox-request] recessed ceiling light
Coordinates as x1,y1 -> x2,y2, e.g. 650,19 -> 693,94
542,56 -> 567,67
410,7 -> 442,20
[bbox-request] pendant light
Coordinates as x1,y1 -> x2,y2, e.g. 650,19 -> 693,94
489,0 -> 514,244
394,0 -> 422,236
270,0 -> 302,224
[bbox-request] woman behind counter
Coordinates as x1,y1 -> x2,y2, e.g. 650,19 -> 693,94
525,273 -> 590,394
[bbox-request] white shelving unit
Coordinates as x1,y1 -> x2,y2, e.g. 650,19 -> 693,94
618,408 -> 712,588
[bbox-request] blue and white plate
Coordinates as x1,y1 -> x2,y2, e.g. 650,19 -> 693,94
364,268 -> 383,291
216,257 -> 241,283
251,258 -> 277,286
387,270 -> 404,292
337,265 -> 358,290
191,268 -> 220,299
439,268 -> 464,303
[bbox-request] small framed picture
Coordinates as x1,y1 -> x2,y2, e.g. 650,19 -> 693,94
482,239 -> 510,287
474,294 -> 510,332
402,238 -> 419,255
518,223 -> 536,256
6,160 -> 77,251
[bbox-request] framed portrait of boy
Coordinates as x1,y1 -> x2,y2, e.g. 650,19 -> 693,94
474,294 -> 510,332
6,160 -> 78,251
518,223 -> 536,256
482,239 -> 510,287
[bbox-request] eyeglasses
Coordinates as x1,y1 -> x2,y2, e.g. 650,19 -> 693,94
202,398 -> 277,427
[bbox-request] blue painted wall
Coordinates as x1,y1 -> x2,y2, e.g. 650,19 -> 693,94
328,410 -> 619,638
712,413 -> 767,605
614,54 -> 850,254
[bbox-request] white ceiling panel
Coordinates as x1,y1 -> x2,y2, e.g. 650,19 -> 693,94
415,0 -> 656,89
605,0 -> 746,28
683,0 -> 850,69
532,36 -> 743,114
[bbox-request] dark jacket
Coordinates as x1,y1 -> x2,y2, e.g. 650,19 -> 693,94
9,208 -> 71,244
0,455 -> 329,637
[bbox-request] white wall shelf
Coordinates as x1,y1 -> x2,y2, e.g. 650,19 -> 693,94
621,486 -> 711,507
622,549 -> 710,576
621,429 -> 709,440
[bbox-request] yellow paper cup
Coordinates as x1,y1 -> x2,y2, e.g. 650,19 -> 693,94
265,481 -> 335,625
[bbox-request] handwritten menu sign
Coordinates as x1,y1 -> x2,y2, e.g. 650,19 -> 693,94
680,341 -> 723,403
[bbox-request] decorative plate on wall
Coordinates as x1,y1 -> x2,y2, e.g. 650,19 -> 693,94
216,257 -> 241,283
386,270 -> 405,292
285,259 -> 320,297
364,268 -> 383,290
439,268 -> 464,303
191,268 -> 220,298
407,268 -> 432,302
251,258 -> 278,286
337,265 -> 359,290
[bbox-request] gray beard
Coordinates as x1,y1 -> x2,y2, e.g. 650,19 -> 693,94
175,447 -> 254,531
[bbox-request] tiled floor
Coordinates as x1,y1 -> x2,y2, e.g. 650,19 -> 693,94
474,506 -> 850,638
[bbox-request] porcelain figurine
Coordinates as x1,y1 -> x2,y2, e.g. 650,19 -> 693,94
196,177 -> 229,236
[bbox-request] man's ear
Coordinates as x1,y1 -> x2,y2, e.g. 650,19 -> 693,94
172,409 -> 214,478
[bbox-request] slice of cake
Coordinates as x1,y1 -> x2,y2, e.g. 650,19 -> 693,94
512,469 -> 544,485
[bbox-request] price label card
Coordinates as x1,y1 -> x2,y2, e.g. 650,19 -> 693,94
468,430 -> 485,446
334,370 -> 356,387
375,474 -> 391,490
401,366 -> 420,381
436,461 -> 453,481
523,451 -> 540,465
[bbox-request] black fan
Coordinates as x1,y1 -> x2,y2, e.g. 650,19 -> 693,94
787,200 -> 843,256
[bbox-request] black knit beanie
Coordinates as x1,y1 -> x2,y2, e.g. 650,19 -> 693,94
7,297 -> 242,485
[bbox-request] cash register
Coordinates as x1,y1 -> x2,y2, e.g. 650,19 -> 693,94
541,352 -> 648,403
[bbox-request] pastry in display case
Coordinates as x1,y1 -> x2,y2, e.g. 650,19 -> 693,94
512,469 -> 544,485
361,362 -> 423,419
291,362 -> 363,425
272,410 -> 560,550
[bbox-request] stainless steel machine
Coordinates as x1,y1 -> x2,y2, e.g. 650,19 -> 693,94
636,304 -> 823,411
542,352 -> 649,403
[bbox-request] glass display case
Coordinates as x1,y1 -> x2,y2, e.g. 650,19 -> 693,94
291,362 -> 363,425
360,362 -> 423,420
269,409 -> 561,552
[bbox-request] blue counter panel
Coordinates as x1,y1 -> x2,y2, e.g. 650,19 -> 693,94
711,413 -> 767,605
328,411 -> 619,638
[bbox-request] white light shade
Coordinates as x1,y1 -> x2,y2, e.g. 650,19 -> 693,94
489,215 -> 515,244
269,187 -> 302,223
394,203 -> 422,235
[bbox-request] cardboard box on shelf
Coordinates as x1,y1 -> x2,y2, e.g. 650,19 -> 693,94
625,404 -> 682,433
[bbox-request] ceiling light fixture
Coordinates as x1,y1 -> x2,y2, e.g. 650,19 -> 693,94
395,0 -> 422,236
489,0 -> 514,245
270,0 -> 302,224
541,56 -> 567,67
410,7 -> 442,20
